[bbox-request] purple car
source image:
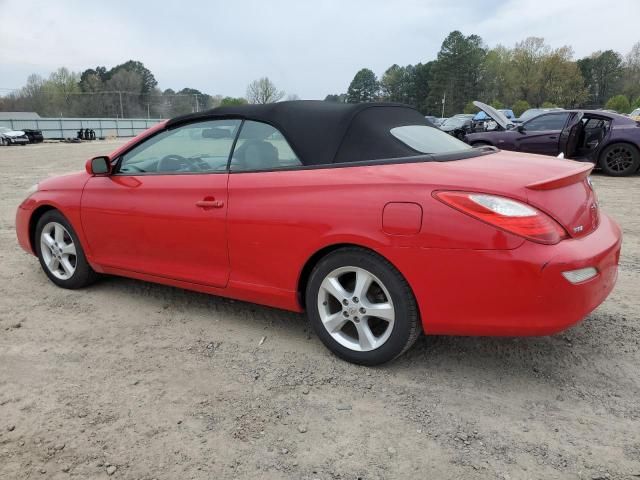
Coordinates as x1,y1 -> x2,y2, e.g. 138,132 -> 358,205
465,101 -> 640,176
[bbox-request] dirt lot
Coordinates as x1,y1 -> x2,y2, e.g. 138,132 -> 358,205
1,140 -> 639,480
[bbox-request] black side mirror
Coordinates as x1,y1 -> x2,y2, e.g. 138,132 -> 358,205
88,156 -> 111,175
517,125 -> 525,133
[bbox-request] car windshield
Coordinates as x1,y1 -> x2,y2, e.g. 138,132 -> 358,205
390,125 -> 472,154
441,117 -> 465,127
631,108 -> 640,117
519,109 -> 543,121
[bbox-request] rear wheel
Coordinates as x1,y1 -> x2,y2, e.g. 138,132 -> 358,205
599,143 -> 640,176
471,141 -> 491,147
35,210 -> 98,289
305,247 -> 420,365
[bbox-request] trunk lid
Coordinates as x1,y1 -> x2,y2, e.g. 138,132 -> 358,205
525,165 -> 598,239
423,150 -> 598,239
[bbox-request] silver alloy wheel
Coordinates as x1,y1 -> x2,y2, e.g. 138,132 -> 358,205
40,222 -> 77,280
317,266 -> 395,352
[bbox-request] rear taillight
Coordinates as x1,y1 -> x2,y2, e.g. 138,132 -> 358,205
434,191 -> 568,245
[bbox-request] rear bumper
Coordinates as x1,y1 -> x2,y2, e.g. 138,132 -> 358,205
396,214 -> 621,336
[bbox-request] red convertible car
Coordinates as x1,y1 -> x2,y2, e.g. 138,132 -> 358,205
16,101 -> 622,365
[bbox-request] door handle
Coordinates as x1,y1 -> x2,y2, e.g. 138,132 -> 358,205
549,136 -> 557,140
195,199 -> 224,209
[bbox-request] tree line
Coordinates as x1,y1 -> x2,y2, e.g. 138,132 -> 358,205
332,31 -> 640,117
0,61 -> 288,118
2,31 -> 639,118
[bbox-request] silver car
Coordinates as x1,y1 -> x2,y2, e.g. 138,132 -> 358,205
0,127 -> 29,146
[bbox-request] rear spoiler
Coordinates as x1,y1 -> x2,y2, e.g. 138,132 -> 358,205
526,164 -> 593,191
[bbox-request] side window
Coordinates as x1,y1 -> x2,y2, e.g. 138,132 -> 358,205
230,121 -> 302,171
524,113 -> 569,131
118,119 -> 241,174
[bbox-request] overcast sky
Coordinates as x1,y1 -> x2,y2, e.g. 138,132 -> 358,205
1,0 -> 638,99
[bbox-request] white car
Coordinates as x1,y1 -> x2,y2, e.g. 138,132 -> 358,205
0,127 -> 29,146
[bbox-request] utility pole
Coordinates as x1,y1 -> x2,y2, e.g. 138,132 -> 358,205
194,93 -> 199,113
118,91 -> 124,119
441,91 -> 446,118
147,103 -> 150,119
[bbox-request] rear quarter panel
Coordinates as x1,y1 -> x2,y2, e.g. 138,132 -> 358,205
226,161 -> 524,298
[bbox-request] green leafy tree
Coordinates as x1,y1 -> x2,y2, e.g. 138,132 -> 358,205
427,31 -> 486,116
605,94 -> 631,113
412,62 -> 433,113
220,96 -> 248,106
324,93 -> 347,103
463,101 -> 478,114
512,100 -> 530,117
578,50 -> 623,106
380,64 -> 416,104
541,101 -> 558,108
347,68 -> 379,103
480,46 -> 517,106
105,60 -> 157,95
622,42 -> 640,101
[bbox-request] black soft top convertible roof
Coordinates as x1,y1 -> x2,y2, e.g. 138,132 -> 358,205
167,100 -> 430,166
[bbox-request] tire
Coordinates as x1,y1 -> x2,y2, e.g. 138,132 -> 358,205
599,143 -> 640,177
305,247 -> 420,365
471,141 -> 491,148
34,210 -> 98,289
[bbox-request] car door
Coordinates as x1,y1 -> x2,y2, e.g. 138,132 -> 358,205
81,119 -> 241,287
559,112 -> 585,159
225,120 -> 306,290
515,112 -> 570,155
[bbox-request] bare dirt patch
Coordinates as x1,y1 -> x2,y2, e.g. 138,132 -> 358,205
1,141 -> 639,479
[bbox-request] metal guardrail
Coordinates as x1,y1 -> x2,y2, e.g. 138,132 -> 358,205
0,117 -> 164,139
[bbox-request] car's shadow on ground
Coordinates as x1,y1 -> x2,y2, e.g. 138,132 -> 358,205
90,274 -> 604,382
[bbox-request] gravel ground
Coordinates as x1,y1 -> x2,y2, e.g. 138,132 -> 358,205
1,140 -> 639,480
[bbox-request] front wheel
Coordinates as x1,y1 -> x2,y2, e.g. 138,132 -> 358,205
305,247 -> 420,365
35,210 -> 98,289
599,143 -> 640,176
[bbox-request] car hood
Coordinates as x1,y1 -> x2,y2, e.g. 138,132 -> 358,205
2,129 -> 25,137
38,171 -> 89,191
473,101 -> 513,130
440,123 -> 465,132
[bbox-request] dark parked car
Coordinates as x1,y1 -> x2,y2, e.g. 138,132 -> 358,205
439,116 -> 472,139
22,129 -> 44,143
466,102 -> 640,176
